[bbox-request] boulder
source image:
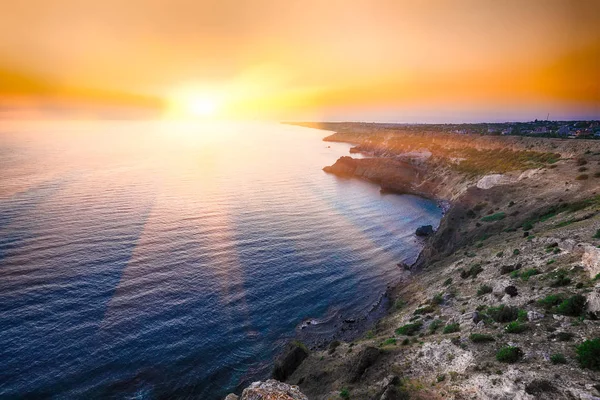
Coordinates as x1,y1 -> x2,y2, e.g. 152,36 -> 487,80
272,341 -> 309,382
349,347 -> 380,382
224,395 -> 239,400
527,310 -> 545,321
580,244 -> 600,278
415,225 -> 434,237
587,287 -> 600,317
232,380 -> 308,400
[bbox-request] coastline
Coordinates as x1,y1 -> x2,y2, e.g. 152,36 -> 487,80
245,122 -> 600,400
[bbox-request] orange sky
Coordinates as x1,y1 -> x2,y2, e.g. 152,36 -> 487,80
1,0 -> 599,121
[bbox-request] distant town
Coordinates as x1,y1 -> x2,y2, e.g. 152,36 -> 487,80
359,120 -> 600,139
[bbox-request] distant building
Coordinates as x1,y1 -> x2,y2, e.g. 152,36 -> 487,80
557,125 -> 570,136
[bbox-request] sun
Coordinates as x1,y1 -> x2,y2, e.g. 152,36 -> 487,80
187,96 -> 218,117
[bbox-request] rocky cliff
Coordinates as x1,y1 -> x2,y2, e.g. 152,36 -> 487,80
232,124 -> 600,399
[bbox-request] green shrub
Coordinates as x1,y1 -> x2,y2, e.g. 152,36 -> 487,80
550,353 -> 567,364
538,294 -> 564,309
401,338 -> 410,345
428,319 -> 444,334
432,293 -> 444,305
477,285 -> 493,296
576,174 -> 589,180
496,346 -> 523,363
505,321 -> 528,333
381,338 -> 397,346
443,323 -> 460,334
556,294 -> 587,316
394,299 -> 407,309
340,388 -> 350,399
481,212 -> 506,222
546,259 -> 555,265
496,251 -> 504,257
396,321 -> 423,336
522,221 -> 534,231
460,264 -> 484,279
517,309 -> 528,322
521,268 -> 540,281
576,339 -> 600,370
437,374 -> 446,382
487,305 -> 520,322
594,229 -> 600,239
414,305 -> 435,315
551,270 -> 571,287
443,278 -> 453,286
469,333 -> 495,343
513,249 -> 520,256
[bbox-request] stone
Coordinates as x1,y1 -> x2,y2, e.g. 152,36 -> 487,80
272,341 -> 309,382
580,244 -> 600,278
528,310 -> 545,321
224,394 -> 239,400
415,225 -> 434,237
237,380 -> 308,400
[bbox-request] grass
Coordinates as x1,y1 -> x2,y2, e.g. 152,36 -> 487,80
443,323 -> 460,334
520,268 -> 540,281
481,212 -> 506,222
396,321 -> 423,336
538,294 -> 564,310
576,339 -> 600,370
496,346 -> 523,363
477,285 -> 492,296
550,353 -> 567,364
469,333 -> 495,343
505,321 -> 528,333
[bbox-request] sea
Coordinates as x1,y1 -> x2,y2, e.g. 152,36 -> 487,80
0,120 -> 442,399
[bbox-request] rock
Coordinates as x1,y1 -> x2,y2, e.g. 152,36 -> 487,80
344,318 -> 356,323
528,310 -> 545,321
225,394 -> 239,400
580,244 -> 600,278
349,347 -> 380,382
505,285 -> 518,297
586,288 -> 600,317
236,380 -> 308,400
415,225 -> 434,237
472,311 -> 482,323
328,340 -> 341,354
272,341 -> 309,382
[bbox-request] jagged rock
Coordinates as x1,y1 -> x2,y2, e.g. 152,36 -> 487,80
272,341 -> 309,382
415,225 -> 434,237
528,310 -> 545,321
586,287 -> 600,317
231,380 -> 308,400
224,394 -> 239,400
349,347 -> 380,382
472,311 -> 482,323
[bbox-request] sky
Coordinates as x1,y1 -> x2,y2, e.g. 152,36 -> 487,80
1,0 -> 599,122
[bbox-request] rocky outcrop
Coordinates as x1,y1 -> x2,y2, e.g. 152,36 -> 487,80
415,225 -> 434,237
348,346 -> 380,382
272,341 -> 309,382
225,380 -> 308,400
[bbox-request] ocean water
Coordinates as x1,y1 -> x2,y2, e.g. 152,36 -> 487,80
0,121 -> 442,399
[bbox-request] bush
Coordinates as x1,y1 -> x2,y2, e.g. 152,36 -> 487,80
556,332 -> 574,341
496,346 -> 523,363
477,285 -> 492,296
505,321 -> 528,333
576,174 -> 589,180
460,264 -> 484,279
500,263 -> 520,275
513,249 -> 521,256
401,338 -> 410,345
443,323 -> 460,334
443,278 -> 453,286
381,338 -> 397,346
340,388 -> 350,399
396,322 -> 423,336
470,333 -> 495,343
576,158 -> 588,166
432,293 -> 444,305
488,305 -> 520,322
576,339 -> 600,370
481,212 -> 506,222
551,270 -> 571,287
521,268 -> 540,281
594,229 -> 600,239
522,221 -> 534,231
538,294 -> 564,310
550,353 -> 567,364
414,305 -> 435,315
428,319 -> 444,334
496,251 -> 504,257
556,294 -> 587,316
394,299 -> 406,309
578,166 -> 588,172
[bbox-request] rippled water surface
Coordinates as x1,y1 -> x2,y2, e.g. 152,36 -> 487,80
0,121 -> 442,399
